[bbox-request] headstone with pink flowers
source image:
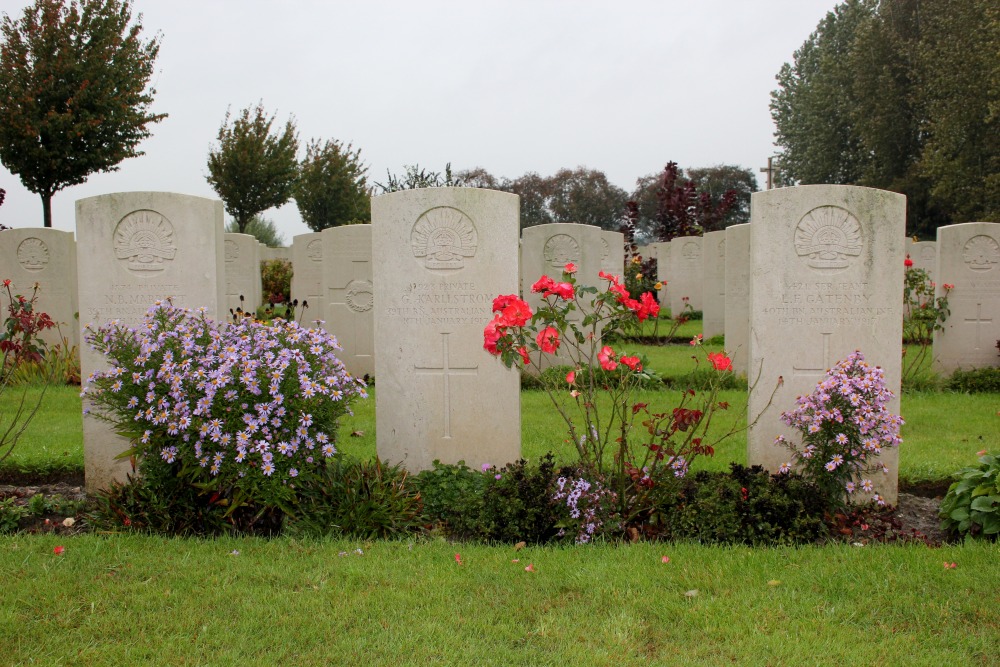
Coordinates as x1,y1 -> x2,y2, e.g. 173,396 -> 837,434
600,230 -> 625,278
76,192 -> 225,492
932,222 -> 1000,374
905,238 -> 936,279
0,227 -> 78,348
372,188 -> 520,472
747,185 -> 905,505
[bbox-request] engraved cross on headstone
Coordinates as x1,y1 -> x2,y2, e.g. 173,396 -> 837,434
964,302 -> 993,350
415,333 -> 479,438
792,331 -> 833,380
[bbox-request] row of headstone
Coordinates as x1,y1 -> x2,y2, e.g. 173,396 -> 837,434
61,188 -> 996,511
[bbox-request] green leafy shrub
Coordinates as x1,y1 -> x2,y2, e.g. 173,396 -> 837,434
647,464 -> 827,545
87,462 -> 252,536
26,493 -> 83,517
945,368 -> 1000,394
0,497 -> 27,533
288,457 -> 423,539
6,338 -> 80,386
412,460 -> 489,539
940,452 -> 1000,540
479,454 -> 566,544
260,259 -> 293,304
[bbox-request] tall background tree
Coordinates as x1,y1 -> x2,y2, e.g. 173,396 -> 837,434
0,0 -> 166,227
294,138 -> 370,231
771,0 -> 999,236
206,102 -> 299,234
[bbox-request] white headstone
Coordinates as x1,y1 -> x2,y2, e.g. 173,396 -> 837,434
670,236 -> 703,315
701,230 -> 727,339
290,232 -> 324,322
933,222 -> 1000,374
724,223 -> 751,376
322,224 -> 374,379
261,246 -> 291,262
600,230 -> 625,278
747,185 -> 905,504
76,192 -> 224,492
650,240 -> 671,314
910,241 -> 936,278
372,188 -> 520,471
0,228 -> 78,348
223,233 -> 262,317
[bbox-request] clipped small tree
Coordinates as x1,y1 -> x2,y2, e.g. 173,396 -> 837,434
294,138 -> 370,231
225,215 -> 284,248
0,0 -> 166,227
206,102 -> 299,233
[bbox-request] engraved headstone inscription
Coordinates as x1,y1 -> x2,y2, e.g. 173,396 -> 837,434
76,192 -> 224,492
747,185 -> 905,504
0,228 -> 78,348
322,224 -> 374,378
933,222 -> 1000,374
372,188 -> 520,471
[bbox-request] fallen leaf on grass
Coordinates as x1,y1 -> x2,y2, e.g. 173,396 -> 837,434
767,580 -> 781,587
455,553 -> 463,565
53,546 -> 64,555
350,430 -> 364,437
660,556 -> 670,564
511,559 -> 520,563
514,541 -> 526,551
62,517 -> 75,527
525,563 -> 535,573
684,590 -> 698,598
943,562 -> 957,569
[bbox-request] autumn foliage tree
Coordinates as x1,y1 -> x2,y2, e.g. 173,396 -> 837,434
206,102 -> 299,234
0,0 -> 166,227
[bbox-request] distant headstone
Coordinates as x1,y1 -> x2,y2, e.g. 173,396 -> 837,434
747,185 -> 905,504
0,228 -> 78,348
290,232 -> 324,321
933,222 -> 1000,374
372,188 -> 520,471
223,233 -> 262,317
724,224 -> 751,376
600,230 -> 625,277
76,192 -> 224,492
322,224 -> 374,379
701,230 -> 726,338
670,236 -> 703,315
910,241 -> 936,278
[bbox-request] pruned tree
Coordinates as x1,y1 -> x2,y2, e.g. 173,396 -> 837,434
373,163 -> 462,193
225,215 -> 284,248
0,0 -> 166,227
633,162 -> 738,241
206,102 -> 299,233
294,138 -> 370,231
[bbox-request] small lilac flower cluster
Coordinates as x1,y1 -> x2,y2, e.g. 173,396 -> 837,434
553,475 -> 617,544
83,301 -> 367,504
776,350 -> 903,508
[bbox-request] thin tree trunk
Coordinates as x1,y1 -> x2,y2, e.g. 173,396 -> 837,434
41,192 -> 53,228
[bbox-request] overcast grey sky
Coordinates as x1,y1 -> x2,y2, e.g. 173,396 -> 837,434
1,0 -> 836,241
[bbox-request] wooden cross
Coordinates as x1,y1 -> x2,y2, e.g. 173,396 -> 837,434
759,157 -> 779,190
415,333 -> 479,438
